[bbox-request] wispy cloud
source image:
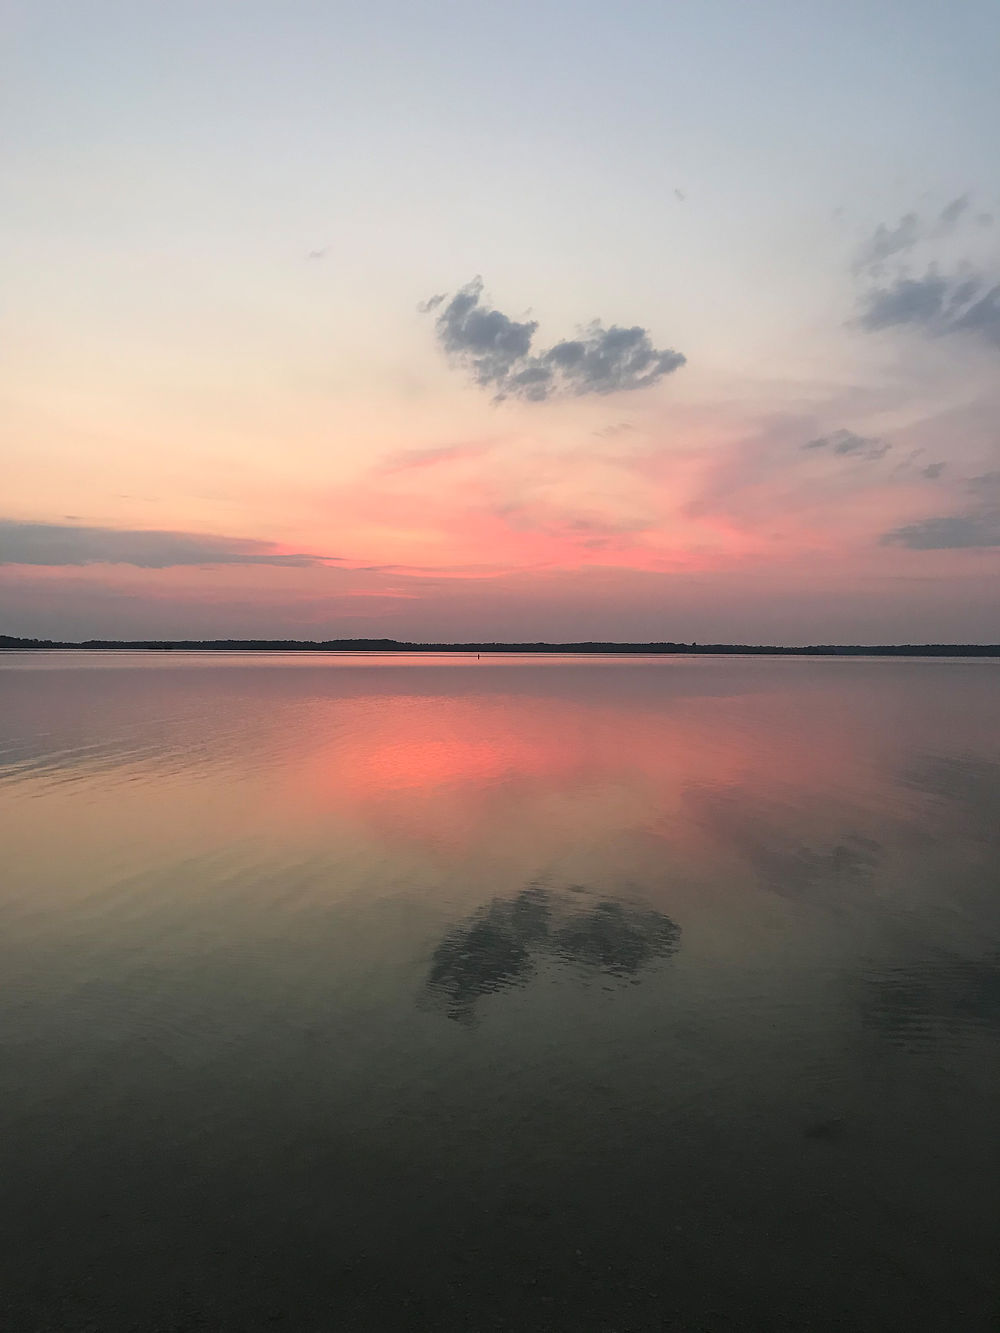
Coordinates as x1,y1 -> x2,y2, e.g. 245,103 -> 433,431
852,195 -> 970,275
859,270 -> 1000,349
882,511 -> 1000,549
377,441 -> 493,473
802,429 -> 889,461
425,276 -> 686,402
968,471 -> 1000,495
852,212 -> 923,275
593,422 -> 637,439
881,472 -> 1000,549
853,195 -> 1000,354
0,520 -> 337,569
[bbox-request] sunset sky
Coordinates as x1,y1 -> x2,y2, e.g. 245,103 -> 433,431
3,0 -> 999,642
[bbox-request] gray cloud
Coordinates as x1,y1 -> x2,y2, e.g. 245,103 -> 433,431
938,194 -> 970,229
426,276 -> 686,401
882,511 -> 1000,549
853,212 -> 922,274
968,471 -> 1000,495
802,428 -> 890,461
888,449 -> 948,484
859,268 -> 1000,350
951,281 -> 1000,345
853,196 -> 1000,353
859,271 -> 950,329
0,520 -> 335,568
882,471 -> 1000,549
853,195 -> 972,275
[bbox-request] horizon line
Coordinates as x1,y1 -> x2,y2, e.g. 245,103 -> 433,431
2,635 -> 999,657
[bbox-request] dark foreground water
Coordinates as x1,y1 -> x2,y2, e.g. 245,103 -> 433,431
0,653 -> 997,1331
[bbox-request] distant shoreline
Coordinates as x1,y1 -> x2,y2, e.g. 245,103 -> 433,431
2,637 -> 999,657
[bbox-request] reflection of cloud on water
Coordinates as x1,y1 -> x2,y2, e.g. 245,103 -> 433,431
903,755 -> 1000,842
550,899 -> 682,976
687,789 -> 882,902
863,951 -> 1000,1049
905,754 -> 999,806
425,884 -> 681,1021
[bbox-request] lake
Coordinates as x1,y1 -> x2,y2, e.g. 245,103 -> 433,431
1,652 -> 997,1331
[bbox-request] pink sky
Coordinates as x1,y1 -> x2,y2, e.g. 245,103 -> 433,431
3,3 -> 999,642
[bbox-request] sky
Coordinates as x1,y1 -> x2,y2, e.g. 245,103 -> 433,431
3,0 -> 999,643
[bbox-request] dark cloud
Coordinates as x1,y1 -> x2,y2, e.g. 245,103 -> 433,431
433,278 -> 538,394
0,520 -> 334,568
922,462 -> 946,480
425,276 -> 686,401
802,429 -> 889,461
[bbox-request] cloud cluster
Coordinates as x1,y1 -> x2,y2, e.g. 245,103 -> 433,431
425,277 -> 685,401
0,520 -> 333,568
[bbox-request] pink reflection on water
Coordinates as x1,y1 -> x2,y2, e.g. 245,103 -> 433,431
283,679 -> 880,866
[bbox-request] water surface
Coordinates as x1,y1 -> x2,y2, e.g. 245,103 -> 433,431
1,653 -> 998,1330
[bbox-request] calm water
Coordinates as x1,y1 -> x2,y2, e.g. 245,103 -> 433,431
1,653 -> 998,1331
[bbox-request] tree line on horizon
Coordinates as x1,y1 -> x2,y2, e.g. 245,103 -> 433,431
2,634 -> 998,657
